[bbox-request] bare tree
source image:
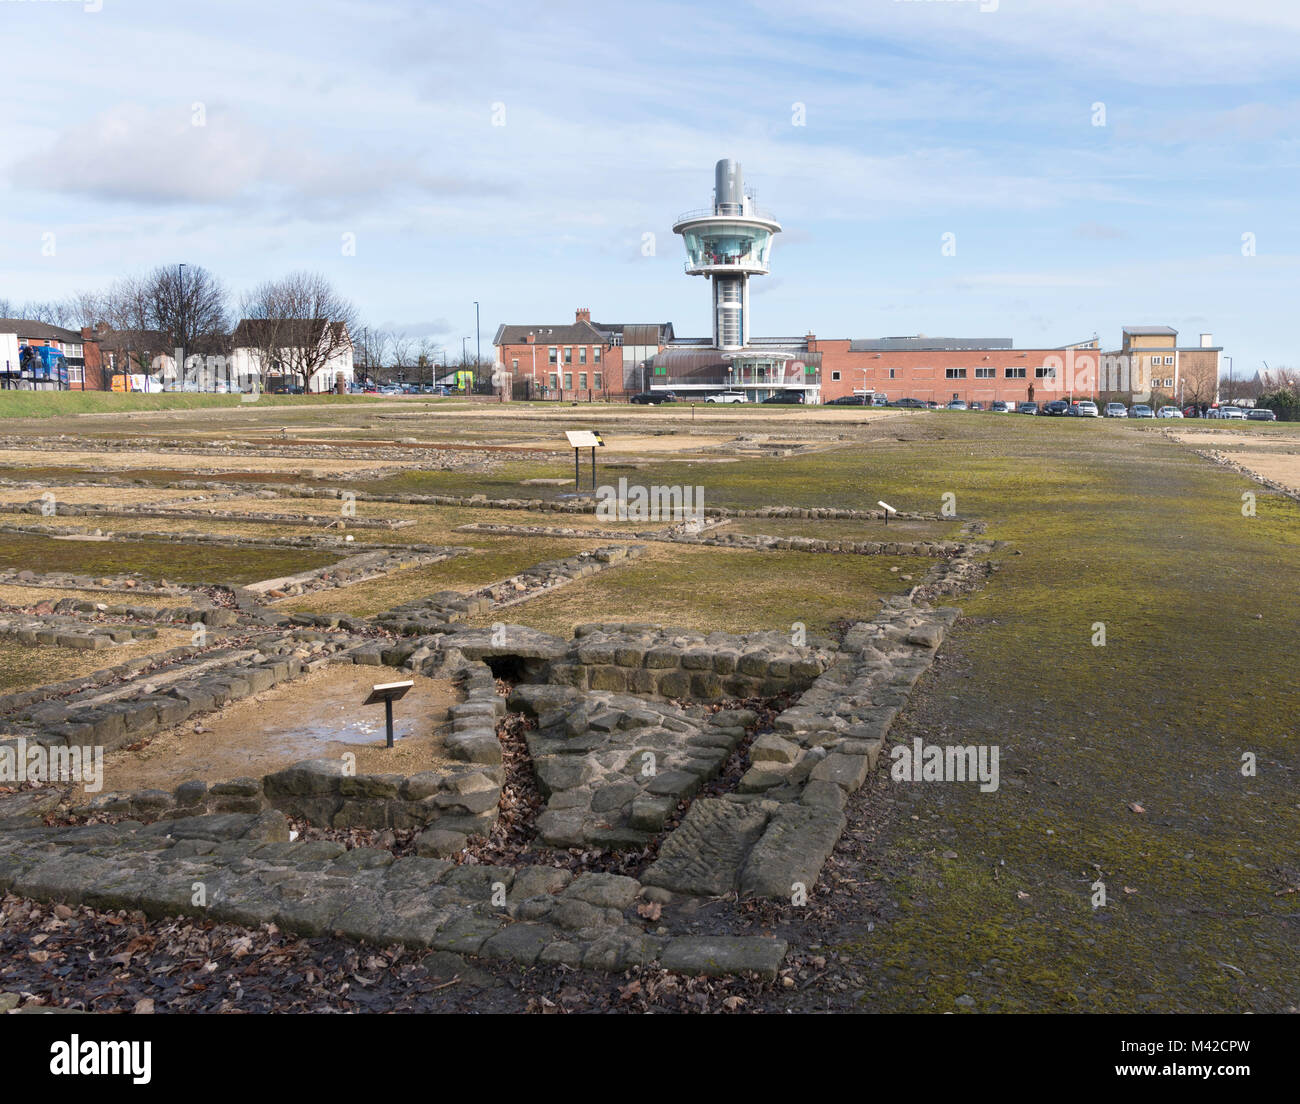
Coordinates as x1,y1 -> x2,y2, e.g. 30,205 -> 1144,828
390,332 -> 414,382
238,272 -> 356,391
144,265 -> 229,355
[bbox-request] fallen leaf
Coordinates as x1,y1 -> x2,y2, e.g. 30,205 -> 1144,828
636,901 -> 662,921
1128,803 -> 1146,814
132,998 -> 155,1015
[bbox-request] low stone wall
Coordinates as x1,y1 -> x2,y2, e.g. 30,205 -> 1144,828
548,624 -> 837,702
374,545 -> 646,634
0,810 -> 788,977
641,598 -> 960,900
1,500 -> 415,530
2,632 -> 349,752
0,612 -> 159,650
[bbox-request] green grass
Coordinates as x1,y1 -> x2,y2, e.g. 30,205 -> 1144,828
820,418 -> 1300,1012
0,392 -> 378,419
0,532 -> 339,585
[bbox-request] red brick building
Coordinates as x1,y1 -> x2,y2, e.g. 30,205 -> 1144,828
811,334 -> 1102,405
493,309 -> 673,400
0,319 -> 108,390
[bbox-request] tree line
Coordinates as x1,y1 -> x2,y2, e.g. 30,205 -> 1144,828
0,267 -> 458,389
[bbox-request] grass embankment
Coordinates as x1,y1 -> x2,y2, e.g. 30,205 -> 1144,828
0,392 -> 384,419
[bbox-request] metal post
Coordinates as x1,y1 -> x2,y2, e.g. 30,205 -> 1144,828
591,445 -> 596,491
574,448 -> 580,488
385,697 -> 395,748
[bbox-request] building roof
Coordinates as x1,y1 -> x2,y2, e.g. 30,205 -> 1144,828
1122,325 -> 1178,336
494,321 -> 674,346
96,328 -> 172,352
232,318 -> 349,348
848,336 -> 1014,352
493,321 -> 610,346
0,318 -> 84,343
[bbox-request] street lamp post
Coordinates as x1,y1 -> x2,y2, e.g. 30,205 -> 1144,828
474,301 -> 481,385
177,262 -> 186,393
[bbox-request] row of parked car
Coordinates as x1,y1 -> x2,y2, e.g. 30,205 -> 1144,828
629,391 -> 806,404
930,398 -> 1276,421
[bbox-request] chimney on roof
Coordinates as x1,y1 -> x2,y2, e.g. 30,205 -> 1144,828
525,332 -> 535,344
575,308 -> 590,323
1200,333 -> 1213,347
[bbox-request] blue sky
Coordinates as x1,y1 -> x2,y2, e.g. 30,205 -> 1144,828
2,0 -> 1298,373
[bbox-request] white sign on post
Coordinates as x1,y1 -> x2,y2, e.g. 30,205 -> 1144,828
565,430 -> 604,448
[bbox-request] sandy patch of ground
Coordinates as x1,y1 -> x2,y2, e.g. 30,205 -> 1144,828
101,666 -> 460,791
0,448 -> 420,477
0,584 -> 193,609
1225,450 -> 1300,492
0,486 -> 200,507
1168,429 -> 1300,450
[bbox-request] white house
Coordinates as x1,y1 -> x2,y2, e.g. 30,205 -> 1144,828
230,318 -> 354,393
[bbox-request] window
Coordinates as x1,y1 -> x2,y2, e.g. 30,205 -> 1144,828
1165,355 -> 1174,365
68,366 -> 84,383
1035,366 -> 1056,379
888,368 -> 897,379
579,347 -> 587,365
564,347 -> 572,364
64,343 -> 83,359
831,370 -> 841,381
511,358 -> 518,371
975,367 -> 995,378
548,372 -> 558,389
593,347 -> 601,363
578,372 -> 587,389
548,347 -> 557,364
1005,367 -> 1027,379
564,372 -> 573,389
594,372 -> 602,390
945,368 -> 967,379
1164,377 -> 1174,387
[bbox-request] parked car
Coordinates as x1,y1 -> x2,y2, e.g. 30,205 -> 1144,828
1156,406 -> 1184,418
925,400 -> 939,409
891,397 -> 927,409
826,394 -> 870,405
990,400 -> 1011,413
946,399 -> 968,411
871,394 -> 889,406
1219,406 -> 1247,420
1070,400 -> 1100,418
630,391 -> 675,404
761,391 -> 804,404
1247,408 -> 1277,421
1130,404 -> 1155,418
968,401 -> 983,411
1018,402 -> 1039,414
1043,399 -> 1071,416
1104,402 -> 1128,418
706,391 -> 747,403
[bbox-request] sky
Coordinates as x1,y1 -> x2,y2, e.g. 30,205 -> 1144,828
2,0 -> 1299,375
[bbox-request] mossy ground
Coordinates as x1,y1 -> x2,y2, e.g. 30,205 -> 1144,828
1,405 -> 1297,1012
0,532 -> 338,585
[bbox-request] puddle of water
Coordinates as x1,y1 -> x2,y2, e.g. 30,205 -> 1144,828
105,667 -> 460,790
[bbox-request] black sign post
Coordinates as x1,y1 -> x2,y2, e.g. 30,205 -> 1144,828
565,430 -> 605,490
363,680 -> 414,747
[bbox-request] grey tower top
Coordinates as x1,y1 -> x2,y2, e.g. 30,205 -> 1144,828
715,159 -> 742,210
